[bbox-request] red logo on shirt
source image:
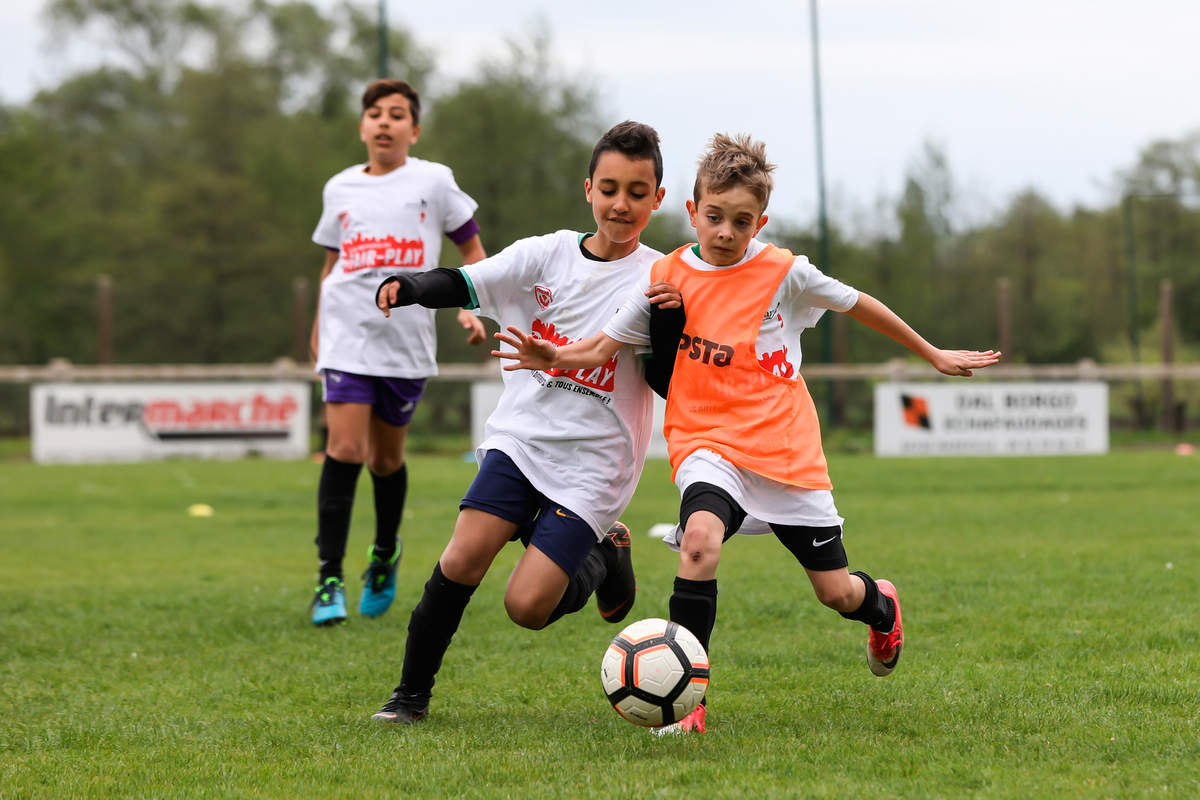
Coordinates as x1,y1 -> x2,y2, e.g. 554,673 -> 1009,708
758,347 -> 794,378
340,233 -> 425,271
531,319 -> 616,392
534,285 -> 553,309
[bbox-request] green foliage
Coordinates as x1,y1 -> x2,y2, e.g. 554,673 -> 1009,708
1,1 -> 1198,422
1101,318 -> 1200,426
2,452 -> 1199,797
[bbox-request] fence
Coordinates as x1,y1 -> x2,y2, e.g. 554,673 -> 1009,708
1,358 -> 1196,439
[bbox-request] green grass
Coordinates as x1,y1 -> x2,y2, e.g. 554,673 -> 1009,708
1,451 -> 1198,798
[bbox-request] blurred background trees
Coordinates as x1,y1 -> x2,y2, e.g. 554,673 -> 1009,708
1,0 -> 1198,427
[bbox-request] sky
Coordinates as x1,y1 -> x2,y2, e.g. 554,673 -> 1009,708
3,0 -> 1199,229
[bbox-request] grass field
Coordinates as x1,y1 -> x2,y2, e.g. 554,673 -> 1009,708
2,450 -> 1198,798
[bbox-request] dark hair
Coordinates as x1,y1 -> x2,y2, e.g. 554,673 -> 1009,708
693,133 -> 775,211
361,79 -> 421,125
588,121 -> 663,187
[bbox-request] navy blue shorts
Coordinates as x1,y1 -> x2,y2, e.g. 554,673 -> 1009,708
322,369 -> 426,427
461,449 -> 597,577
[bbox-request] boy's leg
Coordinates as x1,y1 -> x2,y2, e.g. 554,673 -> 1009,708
374,449 -> 538,723
670,483 -> 745,650
373,507 -> 516,724
312,394 -> 371,626
772,524 -> 902,675
360,379 -> 423,618
503,505 -> 632,628
364,377 -> 425,561
315,452 -> 362,581
653,483 -> 744,736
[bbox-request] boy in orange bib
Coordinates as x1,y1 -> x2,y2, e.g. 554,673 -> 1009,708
495,133 -> 1000,734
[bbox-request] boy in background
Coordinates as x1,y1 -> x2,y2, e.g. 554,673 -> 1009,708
495,133 -> 1000,734
369,121 -> 682,724
308,79 -> 487,626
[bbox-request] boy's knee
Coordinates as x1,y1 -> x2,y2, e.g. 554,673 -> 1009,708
812,577 -> 856,611
367,453 -> 404,476
678,525 -> 722,567
504,595 -> 549,630
326,440 -> 367,463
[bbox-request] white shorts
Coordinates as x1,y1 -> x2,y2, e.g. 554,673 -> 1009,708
661,449 -> 844,549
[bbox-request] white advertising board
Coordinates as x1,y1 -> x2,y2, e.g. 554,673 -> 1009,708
470,381 -> 669,459
31,382 -> 311,463
874,382 -> 1108,457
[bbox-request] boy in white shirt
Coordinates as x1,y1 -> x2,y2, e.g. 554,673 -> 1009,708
308,79 -> 488,627
495,133 -> 1000,734
369,121 -> 683,724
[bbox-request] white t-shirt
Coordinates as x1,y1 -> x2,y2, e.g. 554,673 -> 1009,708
462,230 -> 662,538
311,157 -> 478,378
603,238 -> 858,536
603,238 -> 859,377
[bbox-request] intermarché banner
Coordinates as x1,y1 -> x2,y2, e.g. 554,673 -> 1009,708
874,382 -> 1109,457
31,382 -> 310,463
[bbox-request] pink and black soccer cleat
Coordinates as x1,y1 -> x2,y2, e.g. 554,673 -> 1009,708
867,579 -> 903,676
650,703 -> 706,736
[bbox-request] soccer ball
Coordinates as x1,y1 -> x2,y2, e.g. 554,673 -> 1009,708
600,617 -> 709,727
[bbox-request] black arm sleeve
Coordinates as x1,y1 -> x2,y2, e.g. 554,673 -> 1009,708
375,267 -> 472,309
642,302 -> 686,399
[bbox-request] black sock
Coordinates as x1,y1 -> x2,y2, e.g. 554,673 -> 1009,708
370,463 -> 407,561
398,562 -> 477,699
669,576 -> 718,653
839,570 -> 895,633
544,546 -> 607,626
316,455 -> 362,582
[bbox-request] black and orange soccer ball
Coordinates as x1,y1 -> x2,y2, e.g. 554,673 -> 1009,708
600,618 -> 709,727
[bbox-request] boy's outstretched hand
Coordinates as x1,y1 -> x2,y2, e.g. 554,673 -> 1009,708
492,326 -> 559,372
928,349 -> 1002,377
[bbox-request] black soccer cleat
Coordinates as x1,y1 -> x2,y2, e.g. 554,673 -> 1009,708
596,521 -> 636,624
371,687 -> 430,725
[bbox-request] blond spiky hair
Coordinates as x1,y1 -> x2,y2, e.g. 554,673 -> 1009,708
693,133 -> 776,211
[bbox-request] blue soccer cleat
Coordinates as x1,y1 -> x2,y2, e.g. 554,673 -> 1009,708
359,540 -> 402,618
311,576 -> 347,626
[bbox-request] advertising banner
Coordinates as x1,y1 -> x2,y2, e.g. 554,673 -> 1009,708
874,382 -> 1108,457
31,382 -> 311,463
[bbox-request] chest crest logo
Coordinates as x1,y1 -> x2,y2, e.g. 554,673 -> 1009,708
534,284 -> 553,309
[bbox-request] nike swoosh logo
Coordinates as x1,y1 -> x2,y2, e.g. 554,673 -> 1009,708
554,508 -> 581,521
812,534 -> 841,547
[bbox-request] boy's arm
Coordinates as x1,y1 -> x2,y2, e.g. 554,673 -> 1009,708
845,292 -> 1000,377
376,268 -> 473,314
492,328 -> 624,372
453,234 -> 487,345
642,287 -> 686,399
309,248 -> 339,362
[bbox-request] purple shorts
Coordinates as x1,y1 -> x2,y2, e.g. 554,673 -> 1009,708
321,370 -> 427,427
461,449 -> 597,577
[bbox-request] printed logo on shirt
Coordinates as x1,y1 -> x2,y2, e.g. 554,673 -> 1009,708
338,210 -> 352,230
901,393 -> 931,429
677,333 -> 734,367
534,284 -> 553,310
532,318 -> 616,392
404,198 -> 428,224
758,347 -> 795,378
340,232 -> 425,271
